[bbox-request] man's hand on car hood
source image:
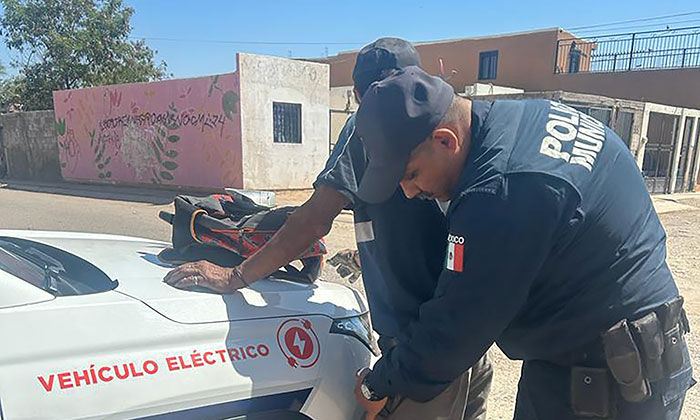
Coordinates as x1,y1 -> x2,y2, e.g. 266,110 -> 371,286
164,261 -> 247,294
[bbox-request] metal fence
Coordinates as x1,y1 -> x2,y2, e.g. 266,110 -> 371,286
555,26 -> 700,74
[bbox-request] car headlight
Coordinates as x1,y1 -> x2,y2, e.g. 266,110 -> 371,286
330,313 -> 380,356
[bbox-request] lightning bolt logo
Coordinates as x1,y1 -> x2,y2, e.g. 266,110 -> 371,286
293,330 -> 306,355
277,319 -> 320,369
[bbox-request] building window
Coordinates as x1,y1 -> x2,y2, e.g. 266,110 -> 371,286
478,51 -> 498,80
273,102 -> 302,144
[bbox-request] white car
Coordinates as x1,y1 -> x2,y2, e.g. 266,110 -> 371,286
0,230 -> 375,420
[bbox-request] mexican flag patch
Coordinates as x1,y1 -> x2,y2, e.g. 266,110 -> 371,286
446,234 -> 465,272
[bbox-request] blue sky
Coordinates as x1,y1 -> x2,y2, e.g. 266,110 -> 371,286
1,0 -> 699,78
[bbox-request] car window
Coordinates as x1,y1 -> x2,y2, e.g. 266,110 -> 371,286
0,237 -> 118,296
0,247 -> 46,289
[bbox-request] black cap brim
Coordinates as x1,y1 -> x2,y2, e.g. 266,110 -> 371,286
356,152 -> 409,204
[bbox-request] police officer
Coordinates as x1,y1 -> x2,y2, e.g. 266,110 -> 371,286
165,38 -> 492,420
351,66 -> 694,420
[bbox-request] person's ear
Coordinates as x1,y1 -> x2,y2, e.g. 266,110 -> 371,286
431,128 -> 459,152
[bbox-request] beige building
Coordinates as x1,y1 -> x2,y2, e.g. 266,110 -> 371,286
317,27 -> 700,193
317,28 -> 700,110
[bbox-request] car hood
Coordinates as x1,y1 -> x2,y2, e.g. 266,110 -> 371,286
0,230 -> 367,324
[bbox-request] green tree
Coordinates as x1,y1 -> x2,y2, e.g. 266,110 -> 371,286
0,60 -> 21,112
0,76 -> 23,112
0,0 -> 169,110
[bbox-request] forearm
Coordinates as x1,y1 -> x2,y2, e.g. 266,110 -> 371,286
238,209 -> 327,282
237,186 -> 349,283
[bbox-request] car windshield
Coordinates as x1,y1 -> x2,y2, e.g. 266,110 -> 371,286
0,245 -> 47,289
0,237 -> 117,296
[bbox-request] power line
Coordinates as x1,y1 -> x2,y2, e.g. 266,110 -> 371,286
574,20 -> 700,36
568,11 -> 700,31
576,19 -> 700,35
129,36 -> 365,46
130,13 -> 700,49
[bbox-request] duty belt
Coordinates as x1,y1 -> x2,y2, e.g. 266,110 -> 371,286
549,296 -> 690,418
549,295 -> 689,372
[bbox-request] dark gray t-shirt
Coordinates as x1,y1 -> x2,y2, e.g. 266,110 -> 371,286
314,114 -> 448,338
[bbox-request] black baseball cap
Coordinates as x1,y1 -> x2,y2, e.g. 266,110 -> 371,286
352,37 -> 422,95
355,66 -> 454,204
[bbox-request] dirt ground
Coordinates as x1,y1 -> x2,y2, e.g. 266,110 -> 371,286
317,194 -> 700,420
662,198 -> 700,420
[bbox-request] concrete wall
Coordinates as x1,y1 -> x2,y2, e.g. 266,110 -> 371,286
1,110 -> 62,181
238,53 -> 329,189
52,73 -> 243,189
556,68 -> 700,109
464,83 -> 524,96
329,86 -> 356,148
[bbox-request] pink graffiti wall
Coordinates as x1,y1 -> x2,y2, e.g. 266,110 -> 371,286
52,72 -> 243,188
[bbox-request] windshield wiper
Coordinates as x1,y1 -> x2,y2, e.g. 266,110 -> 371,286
0,237 -> 118,295
43,265 -> 59,293
0,239 -> 71,293
0,240 -> 64,271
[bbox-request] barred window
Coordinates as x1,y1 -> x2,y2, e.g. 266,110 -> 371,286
273,102 -> 302,144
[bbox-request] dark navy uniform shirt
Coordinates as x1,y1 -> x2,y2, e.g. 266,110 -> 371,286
315,114 -> 448,338
368,99 -> 679,402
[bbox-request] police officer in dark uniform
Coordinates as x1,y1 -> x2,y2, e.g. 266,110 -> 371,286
165,38 -> 492,420
352,66 -> 694,420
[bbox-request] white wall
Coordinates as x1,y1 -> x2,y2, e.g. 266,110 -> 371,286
238,53 -> 330,190
465,83 -> 524,96
329,86 -> 357,149
330,86 -> 357,111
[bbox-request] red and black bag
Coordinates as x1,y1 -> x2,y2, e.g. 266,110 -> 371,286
158,192 -> 326,283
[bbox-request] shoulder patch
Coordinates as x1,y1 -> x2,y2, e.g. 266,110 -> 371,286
446,233 -> 465,272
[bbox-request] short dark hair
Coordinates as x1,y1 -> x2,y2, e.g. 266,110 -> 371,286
439,95 -> 466,127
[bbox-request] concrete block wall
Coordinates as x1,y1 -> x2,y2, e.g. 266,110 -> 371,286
1,110 -> 62,181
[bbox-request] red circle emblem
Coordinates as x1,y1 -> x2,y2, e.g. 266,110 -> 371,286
277,318 -> 320,369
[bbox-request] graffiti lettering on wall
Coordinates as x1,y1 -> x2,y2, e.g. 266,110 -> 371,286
243,56 -> 321,85
53,73 -> 244,188
98,111 -> 227,136
99,102 -> 185,184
